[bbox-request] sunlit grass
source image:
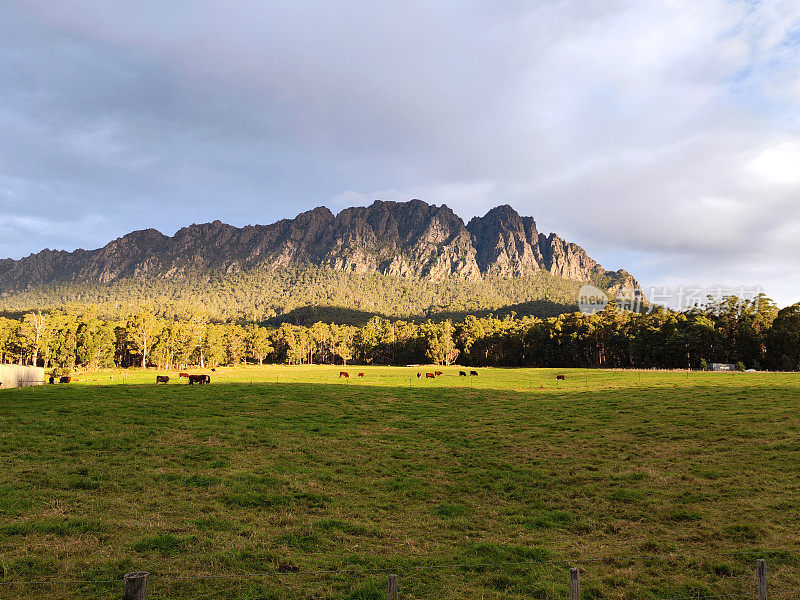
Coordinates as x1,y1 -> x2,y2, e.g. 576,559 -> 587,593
1,367 -> 798,599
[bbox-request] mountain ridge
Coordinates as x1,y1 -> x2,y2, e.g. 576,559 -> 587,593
0,200 -> 641,298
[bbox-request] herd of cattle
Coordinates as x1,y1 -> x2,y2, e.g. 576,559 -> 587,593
340,370 -> 566,380
337,369 -> 481,379
158,373 -> 212,385
47,374 -> 213,385
43,370 -> 568,385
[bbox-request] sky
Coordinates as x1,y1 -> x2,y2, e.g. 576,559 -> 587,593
1,1 -> 799,306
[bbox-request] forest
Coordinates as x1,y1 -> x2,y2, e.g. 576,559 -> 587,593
0,266 -> 582,322
1,294 -> 799,373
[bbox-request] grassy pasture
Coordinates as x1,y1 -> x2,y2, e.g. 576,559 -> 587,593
0,366 -> 798,599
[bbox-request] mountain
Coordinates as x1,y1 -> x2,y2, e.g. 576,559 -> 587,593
0,200 -> 642,321
0,199 -> 640,290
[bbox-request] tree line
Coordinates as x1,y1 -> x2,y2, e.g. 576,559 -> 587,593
1,294 -> 799,373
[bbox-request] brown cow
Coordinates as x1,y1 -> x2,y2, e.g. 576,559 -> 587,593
156,375 -> 170,384
339,371 -> 349,378
425,372 -> 435,378
59,376 -> 71,384
179,372 -> 189,378
357,372 -> 365,378
556,374 -> 566,381
188,374 -> 209,385
435,371 -> 443,376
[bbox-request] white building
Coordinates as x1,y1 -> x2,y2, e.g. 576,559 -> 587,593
0,364 -> 45,389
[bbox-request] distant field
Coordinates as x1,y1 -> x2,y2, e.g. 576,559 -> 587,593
56,363 -> 800,393
1,367 -> 798,599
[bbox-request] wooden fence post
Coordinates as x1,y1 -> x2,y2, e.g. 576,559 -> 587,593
757,559 -> 768,600
123,571 -> 148,600
569,567 -> 580,600
387,573 -> 398,600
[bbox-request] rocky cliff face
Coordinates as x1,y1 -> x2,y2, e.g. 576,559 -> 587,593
0,200 -> 642,296
467,204 -> 544,276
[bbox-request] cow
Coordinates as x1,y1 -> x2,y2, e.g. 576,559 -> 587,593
469,371 -> 478,376
357,372 -> 365,378
49,376 -> 55,384
59,376 -> 71,384
435,371 -> 443,376
416,372 -> 421,378
459,371 -> 466,376
339,371 -> 349,378
179,372 -> 189,378
156,375 -> 170,384
211,368 -> 216,372
556,374 -> 566,381
425,372 -> 435,379
188,374 -> 208,385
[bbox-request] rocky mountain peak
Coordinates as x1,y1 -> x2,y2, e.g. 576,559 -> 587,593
0,199 -> 642,297
467,205 -> 543,276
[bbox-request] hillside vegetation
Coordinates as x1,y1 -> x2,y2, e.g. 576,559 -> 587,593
0,267 -> 582,322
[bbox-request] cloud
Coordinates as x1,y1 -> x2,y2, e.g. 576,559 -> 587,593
748,142 -> 800,185
1,1 -> 799,304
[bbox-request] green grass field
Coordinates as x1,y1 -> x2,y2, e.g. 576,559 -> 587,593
1,366 -> 798,599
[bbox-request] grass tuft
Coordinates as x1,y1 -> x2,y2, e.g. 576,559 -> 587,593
133,533 -> 188,554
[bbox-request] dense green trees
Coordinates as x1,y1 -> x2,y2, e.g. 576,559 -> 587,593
767,304 -> 800,371
421,320 -> 460,365
0,317 -> 20,364
0,266 -> 581,323
0,296 -> 798,372
20,311 -> 47,367
76,317 -> 115,369
127,310 -> 158,368
246,324 -> 273,365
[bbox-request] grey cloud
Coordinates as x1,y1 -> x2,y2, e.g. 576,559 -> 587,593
2,1 -> 800,304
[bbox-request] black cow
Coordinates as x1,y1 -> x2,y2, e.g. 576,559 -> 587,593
469,371 -> 478,376
459,371 -> 466,376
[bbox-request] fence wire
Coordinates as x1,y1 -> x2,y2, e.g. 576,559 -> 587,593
0,550 -> 790,596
